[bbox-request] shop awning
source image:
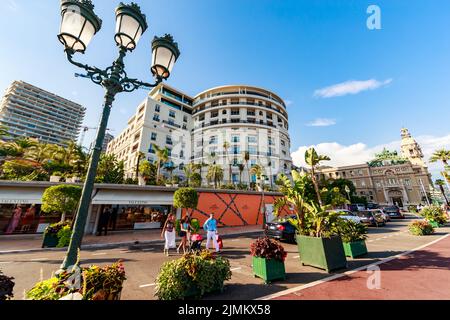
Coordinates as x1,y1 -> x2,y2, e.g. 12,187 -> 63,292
0,188 -> 44,204
92,189 -> 174,205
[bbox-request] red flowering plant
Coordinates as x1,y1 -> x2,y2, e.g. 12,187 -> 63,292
250,237 -> 287,262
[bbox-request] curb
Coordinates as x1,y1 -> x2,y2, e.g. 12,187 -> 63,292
0,229 -> 264,255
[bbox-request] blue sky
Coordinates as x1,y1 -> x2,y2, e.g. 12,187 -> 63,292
1,0 -> 449,176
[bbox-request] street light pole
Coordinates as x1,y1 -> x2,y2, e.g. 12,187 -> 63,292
57,1 -> 180,269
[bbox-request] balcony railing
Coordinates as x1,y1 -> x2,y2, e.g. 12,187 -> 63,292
192,119 -> 279,131
162,120 -> 181,128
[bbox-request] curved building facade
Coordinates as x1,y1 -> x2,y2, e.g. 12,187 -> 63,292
192,85 -> 292,185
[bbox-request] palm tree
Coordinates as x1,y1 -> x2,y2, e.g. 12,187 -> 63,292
206,164 -> 224,189
0,125 -> 9,139
430,149 -> 450,166
183,162 -> 200,186
222,141 -> 232,184
4,137 -> 38,158
135,151 -> 146,179
243,151 -> 251,189
305,147 -> 330,207
435,179 -> 449,206
24,143 -> 54,164
250,164 -> 265,191
238,163 -> 245,184
153,144 -> 169,183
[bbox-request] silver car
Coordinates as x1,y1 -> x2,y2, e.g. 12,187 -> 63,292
369,209 -> 390,222
332,209 -> 363,224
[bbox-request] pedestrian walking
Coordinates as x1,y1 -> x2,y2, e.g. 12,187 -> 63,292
203,212 -> 220,253
161,213 -> 176,256
177,218 -> 189,254
109,206 -> 119,231
97,207 -> 111,236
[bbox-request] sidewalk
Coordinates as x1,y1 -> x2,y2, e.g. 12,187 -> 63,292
0,225 -> 263,254
266,233 -> 450,300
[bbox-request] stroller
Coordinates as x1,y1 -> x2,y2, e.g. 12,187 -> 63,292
188,233 -> 203,253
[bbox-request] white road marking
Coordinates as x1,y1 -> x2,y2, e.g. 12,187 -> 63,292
92,252 -> 107,256
231,239 -> 240,242
257,233 -> 450,300
231,267 -> 242,271
293,255 -> 300,259
139,283 -> 156,288
30,258 -> 48,261
142,248 -> 155,251
0,261 -> 13,264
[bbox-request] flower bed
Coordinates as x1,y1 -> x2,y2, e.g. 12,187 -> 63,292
26,261 -> 126,300
409,221 -> 434,236
155,250 -> 231,300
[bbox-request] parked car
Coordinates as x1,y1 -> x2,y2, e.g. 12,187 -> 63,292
382,206 -> 405,219
367,202 -> 379,210
357,210 -> 386,227
264,215 -> 297,243
355,203 -> 366,211
369,209 -> 390,222
330,209 -> 363,224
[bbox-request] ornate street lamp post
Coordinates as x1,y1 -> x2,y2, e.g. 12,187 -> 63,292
258,175 -> 268,229
57,0 -> 180,269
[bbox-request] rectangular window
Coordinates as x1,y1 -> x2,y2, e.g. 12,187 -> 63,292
231,109 -> 240,116
209,136 -> 217,144
247,136 -> 257,143
183,115 -> 188,122
248,146 -> 257,155
231,135 -> 240,143
148,144 -> 155,154
166,136 -> 173,145
153,115 -> 160,122
211,111 -> 219,118
232,146 -> 240,155
222,110 -> 227,115
169,111 -> 176,118
155,104 -> 160,112
151,132 -> 157,141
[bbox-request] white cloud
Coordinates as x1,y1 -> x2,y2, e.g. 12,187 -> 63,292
6,0 -> 18,11
306,118 -> 336,127
291,133 -> 450,179
314,78 -> 392,98
285,100 -> 293,107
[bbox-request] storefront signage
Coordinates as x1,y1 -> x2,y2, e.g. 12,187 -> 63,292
128,201 -> 149,205
0,199 -> 38,204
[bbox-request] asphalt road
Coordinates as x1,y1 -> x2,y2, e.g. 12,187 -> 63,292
1,214 -> 448,300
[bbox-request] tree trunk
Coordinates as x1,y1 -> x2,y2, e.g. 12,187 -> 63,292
311,167 -> 323,207
61,212 -> 66,223
439,185 -> 449,205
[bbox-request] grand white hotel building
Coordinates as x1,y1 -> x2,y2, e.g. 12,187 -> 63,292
106,84 -> 292,185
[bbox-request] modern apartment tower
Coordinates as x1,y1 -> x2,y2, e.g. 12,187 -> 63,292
106,84 -> 194,177
107,84 -> 293,185
0,81 -> 85,146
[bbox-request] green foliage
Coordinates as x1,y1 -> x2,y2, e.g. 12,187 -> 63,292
174,188 -> 199,209
1,159 -> 47,181
139,160 -> 157,185
0,270 -> 15,301
336,219 -> 368,243
250,237 -> 287,262
420,205 -> 448,225
41,185 -> 82,221
155,250 -> 232,300
302,204 -> 342,238
408,205 -> 418,213
221,184 -> 236,190
26,261 -> 126,300
409,221 -> 434,236
190,218 -> 200,233
57,225 -> 72,248
44,220 -> 72,236
96,154 -> 124,184
190,173 -> 202,187
321,186 -> 350,207
206,164 -> 224,188
368,148 -> 408,167
124,177 -> 138,185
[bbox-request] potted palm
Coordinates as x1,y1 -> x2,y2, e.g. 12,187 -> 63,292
250,237 -> 287,284
420,205 -> 447,228
337,219 -> 368,258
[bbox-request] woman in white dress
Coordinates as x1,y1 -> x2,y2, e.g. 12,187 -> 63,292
161,213 -> 176,256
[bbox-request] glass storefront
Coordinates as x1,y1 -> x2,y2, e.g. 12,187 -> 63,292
0,204 -> 68,235
92,204 -> 172,231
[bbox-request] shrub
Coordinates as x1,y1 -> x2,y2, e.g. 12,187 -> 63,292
26,261 -> 126,300
220,184 -> 236,190
409,221 -> 434,236
236,183 -> 248,190
190,218 -> 200,233
336,219 -> 368,243
174,188 -> 199,210
41,185 -> 82,222
250,237 -> 287,262
0,270 -> 15,301
155,250 -> 231,300
190,173 -> 202,188
420,205 -> 447,225
57,225 -> 72,248
44,220 -> 71,236
408,205 -> 418,213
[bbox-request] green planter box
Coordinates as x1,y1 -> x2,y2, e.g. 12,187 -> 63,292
42,233 -> 59,248
296,235 -> 347,273
343,240 -> 368,258
252,256 -> 286,284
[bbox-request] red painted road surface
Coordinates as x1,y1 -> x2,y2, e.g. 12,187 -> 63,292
272,235 -> 450,300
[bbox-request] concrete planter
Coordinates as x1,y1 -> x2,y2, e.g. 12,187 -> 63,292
296,235 -> 347,272
49,176 -> 61,182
